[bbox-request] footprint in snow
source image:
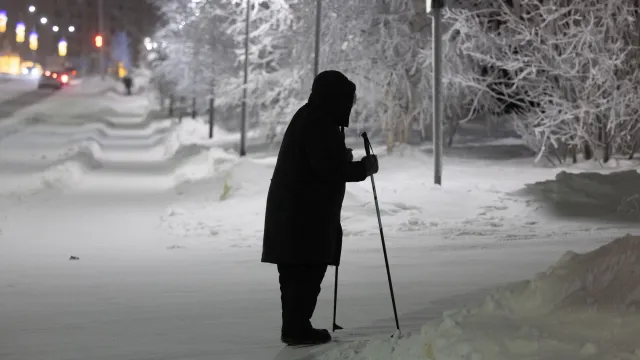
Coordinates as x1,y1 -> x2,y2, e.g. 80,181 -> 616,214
166,208 -> 186,217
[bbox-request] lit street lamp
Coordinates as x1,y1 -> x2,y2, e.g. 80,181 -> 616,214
29,5 -> 36,13
68,25 -> 75,33
40,17 -> 47,24
29,31 -> 38,51
0,10 -> 7,33
58,38 -> 67,57
16,22 -> 25,43
53,25 -> 59,32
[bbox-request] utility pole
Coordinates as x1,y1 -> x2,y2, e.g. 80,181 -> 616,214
428,0 -> 444,185
240,0 -> 250,156
98,0 -> 105,80
313,0 -> 321,76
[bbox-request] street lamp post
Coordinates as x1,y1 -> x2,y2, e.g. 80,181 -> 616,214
426,0 -> 444,185
240,0 -> 250,156
313,0 -> 321,77
98,0 -> 105,79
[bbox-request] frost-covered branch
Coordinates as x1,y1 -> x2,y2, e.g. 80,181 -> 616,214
446,0 -> 640,164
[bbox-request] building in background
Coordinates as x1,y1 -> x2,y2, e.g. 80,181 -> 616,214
0,0 -> 158,71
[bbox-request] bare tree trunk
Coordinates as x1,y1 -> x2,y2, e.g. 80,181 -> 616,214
583,142 -> 593,160
447,120 -> 460,147
603,131 -> 611,163
628,138 -> 639,160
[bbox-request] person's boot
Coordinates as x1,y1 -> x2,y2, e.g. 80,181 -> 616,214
281,327 -> 331,346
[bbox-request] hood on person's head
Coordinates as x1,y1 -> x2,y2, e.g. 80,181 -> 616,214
308,70 -> 356,127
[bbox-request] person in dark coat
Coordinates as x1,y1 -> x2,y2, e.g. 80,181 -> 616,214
122,75 -> 133,95
262,70 -> 379,346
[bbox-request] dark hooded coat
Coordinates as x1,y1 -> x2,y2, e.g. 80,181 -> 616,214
261,70 -> 368,266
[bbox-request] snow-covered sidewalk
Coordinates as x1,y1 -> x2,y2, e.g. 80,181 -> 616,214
1,82 -> 640,360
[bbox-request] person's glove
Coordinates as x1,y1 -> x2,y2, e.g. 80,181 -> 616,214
345,148 -> 354,162
362,155 -> 379,176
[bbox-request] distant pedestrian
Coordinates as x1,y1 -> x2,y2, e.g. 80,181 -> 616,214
122,75 -> 133,95
262,70 -> 379,346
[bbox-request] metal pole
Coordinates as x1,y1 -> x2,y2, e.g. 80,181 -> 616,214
331,266 -> 343,332
240,0 -> 250,157
313,0 -> 321,76
361,132 -> 401,331
209,97 -> 215,139
98,0 -> 105,79
432,0 -> 444,185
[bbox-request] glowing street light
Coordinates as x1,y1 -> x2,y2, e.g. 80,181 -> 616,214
29,5 -> 36,13
40,17 -> 47,25
0,10 -> 7,33
53,25 -> 59,32
29,31 -> 38,51
58,38 -> 67,57
68,25 -> 75,33
16,22 -> 25,43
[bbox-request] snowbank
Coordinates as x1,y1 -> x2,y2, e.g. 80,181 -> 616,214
171,145 -> 239,187
172,117 -> 265,146
323,234 -> 640,360
515,170 -> 640,221
161,156 -> 274,244
38,150 -> 102,190
0,142 -> 104,195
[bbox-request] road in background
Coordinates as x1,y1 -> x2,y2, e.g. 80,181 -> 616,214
0,77 -> 59,120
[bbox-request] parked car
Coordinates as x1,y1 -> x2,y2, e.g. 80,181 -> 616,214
37,70 -> 70,90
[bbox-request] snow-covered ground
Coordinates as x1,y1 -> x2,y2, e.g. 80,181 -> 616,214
1,78 -> 639,360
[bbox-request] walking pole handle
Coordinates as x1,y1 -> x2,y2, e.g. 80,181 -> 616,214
361,132 -> 372,156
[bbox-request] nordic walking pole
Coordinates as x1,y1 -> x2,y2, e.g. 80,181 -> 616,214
333,126 -> 345,332
361,132 -> 400,331
332,267 -> 343,331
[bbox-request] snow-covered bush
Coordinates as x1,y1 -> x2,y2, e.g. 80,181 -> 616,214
618,194 -> 640,220
447,0 -> 640,164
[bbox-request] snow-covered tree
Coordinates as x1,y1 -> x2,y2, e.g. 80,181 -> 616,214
447,0 -> 640,164
152,0 -> 235,100
218,0 -> 305,136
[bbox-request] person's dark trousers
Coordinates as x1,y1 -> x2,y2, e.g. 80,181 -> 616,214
277,264 -> 328,335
